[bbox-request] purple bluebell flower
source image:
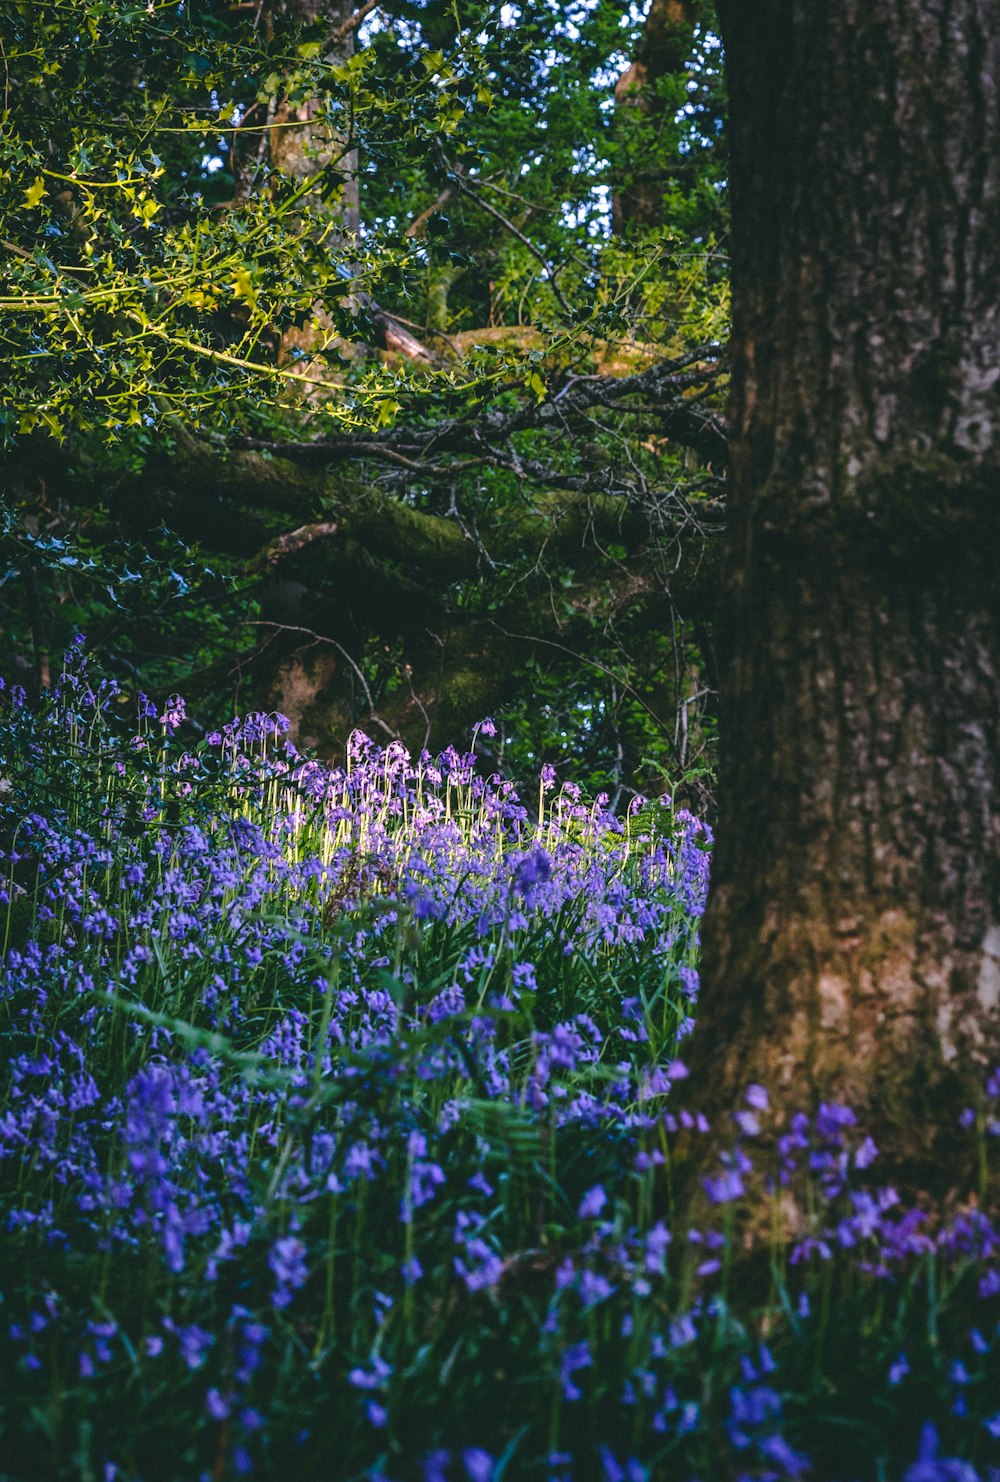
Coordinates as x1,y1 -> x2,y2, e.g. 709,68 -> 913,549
704,1168 -> 745,1204
269,1236 -> 308,1309
578,1185 -> 607,1220
463,1451 -> 494,1482
560,1341 -> 592,1401
514,847 -> 552,897
902,1423 -> 979,1482
423,1452 -> 451,1482
349,1354 -> 391,1391
206,1389 -> 230,1421
177,1323 -> 214,1371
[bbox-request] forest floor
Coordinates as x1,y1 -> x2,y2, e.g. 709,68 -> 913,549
1,648 -> 998,1481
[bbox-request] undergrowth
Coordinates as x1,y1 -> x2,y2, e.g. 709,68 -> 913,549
0,642 -> 998,1481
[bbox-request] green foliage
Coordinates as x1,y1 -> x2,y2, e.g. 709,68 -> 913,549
1,1 -> 724,438
0,481 -> 248,697
2,1 -> 422,436
0,0 -> 729,799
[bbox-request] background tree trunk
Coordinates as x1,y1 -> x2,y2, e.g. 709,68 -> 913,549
690,0 -> 1000,1185
612,0 -> 704,234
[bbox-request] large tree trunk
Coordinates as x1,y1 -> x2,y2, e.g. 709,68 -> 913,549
691,1 -> 1000,1185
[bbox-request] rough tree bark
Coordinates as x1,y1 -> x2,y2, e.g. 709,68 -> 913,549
690,1 -> 1000,1184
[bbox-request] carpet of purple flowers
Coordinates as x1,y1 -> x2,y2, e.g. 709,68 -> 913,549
1,642 -> 999,1481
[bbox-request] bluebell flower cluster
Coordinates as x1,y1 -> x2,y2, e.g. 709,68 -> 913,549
0,647 -> 998,1480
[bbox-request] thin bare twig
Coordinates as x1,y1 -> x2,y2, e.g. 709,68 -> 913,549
438,148 -> 574,319
332,0 -> 379,45
404,183 -> 457,239
486,618 -> 690,774
0,32 -> 9,115
237,348 -> 728,472
245,620 -> 401,739
402,664 -> 432,751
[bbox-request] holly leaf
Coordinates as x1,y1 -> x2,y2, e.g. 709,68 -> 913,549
22,177 -> 46,210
